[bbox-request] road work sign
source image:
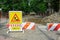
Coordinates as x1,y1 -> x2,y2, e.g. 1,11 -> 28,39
9,11 -> 22,31
9,11 -> 22,24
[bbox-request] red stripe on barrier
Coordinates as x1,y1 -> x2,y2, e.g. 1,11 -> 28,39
22,22 -> 30,30
6,24 -> 10,28
48,23 -> 53,30
31,25 -> 35,30
54,24 -> 60,31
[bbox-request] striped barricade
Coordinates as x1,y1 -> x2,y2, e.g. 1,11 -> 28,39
6,22 -> 35,30
21,22 -> 35,30
6,24 -> 21,28
47,23 -> 60,31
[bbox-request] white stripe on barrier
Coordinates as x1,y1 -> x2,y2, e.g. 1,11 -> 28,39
27,23 -> 35,29
49,23 -> 58,31
9,26 -> 11,31
21,22 -> 26,28
58,28 -> 60,31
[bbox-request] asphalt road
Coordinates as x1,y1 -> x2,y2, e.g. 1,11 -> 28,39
0,24 -> 60,40
0,18 -> 60,40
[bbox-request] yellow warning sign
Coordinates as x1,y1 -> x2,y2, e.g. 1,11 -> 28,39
9,11 -> 22,24
9,11 -> 22,31
11,14 -> 20,22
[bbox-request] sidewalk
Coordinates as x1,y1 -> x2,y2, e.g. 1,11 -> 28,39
37,24 -> 60,40
0,18 -> 8,24
36,24 -> 47,31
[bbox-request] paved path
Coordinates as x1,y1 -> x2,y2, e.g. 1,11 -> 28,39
0,24 -> 60,40
0,18 -> 8,25
0,18 -> 60,40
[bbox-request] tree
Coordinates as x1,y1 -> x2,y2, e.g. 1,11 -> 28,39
30,0 -> 47,15
0,0 -> 47,14
51,0 -> 59,12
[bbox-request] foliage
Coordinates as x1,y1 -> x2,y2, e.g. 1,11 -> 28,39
51,0 -> 59,12
0,0 -> 47,13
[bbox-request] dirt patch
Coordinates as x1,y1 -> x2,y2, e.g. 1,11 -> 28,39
23,16 -> 42,24
41,13 -> 60,25
23,13 -> 60,25
27,18 -> 42,23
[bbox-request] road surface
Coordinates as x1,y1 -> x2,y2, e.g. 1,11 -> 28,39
0,18 -> 60,40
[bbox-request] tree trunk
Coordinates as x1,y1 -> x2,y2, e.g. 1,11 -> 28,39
0,11 -> 1,18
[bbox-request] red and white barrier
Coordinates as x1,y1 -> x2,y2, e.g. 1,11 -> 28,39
21,22 -> 35,30
6,22 -> 35,30
6,24 -> 21,28
47,23 -> 60,31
